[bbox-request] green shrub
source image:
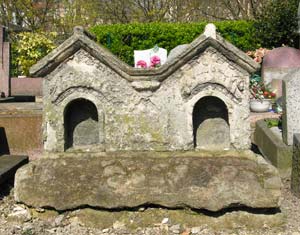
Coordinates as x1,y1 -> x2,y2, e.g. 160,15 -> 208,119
9,21 -> 259,76
90,20 -> 259,66
255,0 -> 299,48
266,118 -> 282,128
216,20 -> 260,51
11,32 -> 57,76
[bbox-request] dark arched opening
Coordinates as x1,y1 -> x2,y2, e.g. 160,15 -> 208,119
192,96 -> 230,149
64,98 -> 99,150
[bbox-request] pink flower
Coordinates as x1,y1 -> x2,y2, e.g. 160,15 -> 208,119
254,56 -> 262,64
150,55 -> 161,68
136,60 -> 147,68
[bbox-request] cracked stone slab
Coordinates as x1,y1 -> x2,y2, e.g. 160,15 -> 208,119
14,151 -> 281,211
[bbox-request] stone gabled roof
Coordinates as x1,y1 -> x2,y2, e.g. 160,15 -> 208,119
30,24 -> 260,81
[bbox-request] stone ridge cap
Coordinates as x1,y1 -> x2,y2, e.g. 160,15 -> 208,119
29,25 -> 260,79
73,26 -> 96,40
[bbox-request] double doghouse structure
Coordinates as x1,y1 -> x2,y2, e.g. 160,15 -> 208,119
14,25 -> 282,216
29,25 -> 259,152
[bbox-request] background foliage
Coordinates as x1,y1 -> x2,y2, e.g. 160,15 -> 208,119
0,0 -> 268,32
11,32 -> 57,76
254,0 -> 299,48
90,20 -> 259,66
11,20 -> 259,75
6,0 -> 300,75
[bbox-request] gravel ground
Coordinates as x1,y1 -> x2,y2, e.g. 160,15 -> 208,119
0,177 -> 300,235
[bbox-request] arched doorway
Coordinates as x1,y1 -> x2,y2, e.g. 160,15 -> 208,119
64,98 -> 99,150
192,96 -> 230,150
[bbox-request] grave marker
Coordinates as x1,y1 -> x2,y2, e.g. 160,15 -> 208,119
282,69 -> 300,145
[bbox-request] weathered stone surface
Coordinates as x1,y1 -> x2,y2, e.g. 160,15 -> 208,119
29,24 -> 259,153
196,118 -> 230,150
42,48 -> 252,152
166,44 -> 189,62
14,151 -> 282,211
131,80 -> 161,91
0,155 -> 28,185
292,134 -> 300,198
282,69 -> 300,145
254,119 -> 292,174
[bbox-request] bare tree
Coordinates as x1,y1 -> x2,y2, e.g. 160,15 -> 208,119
98,0 -> 134,23
0,0 -> 58,31
199,0 -> 268,20
132,0 -> 172,22
0,0 -> 271,34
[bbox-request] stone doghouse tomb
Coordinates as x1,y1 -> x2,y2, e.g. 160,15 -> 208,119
14,24 -> 282,216
35,25 -> 258,152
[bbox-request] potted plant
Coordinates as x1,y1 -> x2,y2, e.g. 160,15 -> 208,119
249,74 -> 276,112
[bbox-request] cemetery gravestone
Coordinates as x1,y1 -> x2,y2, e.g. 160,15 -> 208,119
262,47 -> 300,98
282,69 -> 300,145
292,134 -> 300,198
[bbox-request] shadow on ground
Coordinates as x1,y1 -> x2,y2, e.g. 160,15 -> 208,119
0,179 -> 14,199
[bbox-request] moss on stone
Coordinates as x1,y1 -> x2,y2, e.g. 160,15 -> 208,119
138,115 -> 164,143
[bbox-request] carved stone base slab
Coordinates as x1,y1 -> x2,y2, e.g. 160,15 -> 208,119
14,151 -> 282,211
